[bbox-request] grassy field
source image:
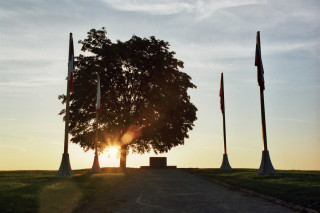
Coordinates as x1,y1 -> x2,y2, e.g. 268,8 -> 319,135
188,168 -> 320,212
0,168 -> 136,213
1,168 -> 319,212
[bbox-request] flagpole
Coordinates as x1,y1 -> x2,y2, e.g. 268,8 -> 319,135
221,75 -> 227,154
95,111 -> 99,157
91,74 -> 101,173
57,33 -> 74,177
220,73 -> 231,170
256,31 -> 276,174
223,112 -> 227,154
64,80 -> 71,154
260,89 -> 268,151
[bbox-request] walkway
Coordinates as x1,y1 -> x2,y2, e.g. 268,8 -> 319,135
75,169 -> 294,213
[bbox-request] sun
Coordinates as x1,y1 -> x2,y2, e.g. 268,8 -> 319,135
105,146 -> 120,159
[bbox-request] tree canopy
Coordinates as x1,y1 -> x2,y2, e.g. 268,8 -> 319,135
59,28 -> 197,167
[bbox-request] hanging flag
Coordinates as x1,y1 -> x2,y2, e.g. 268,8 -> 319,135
96,74 -> 101,113
255,31 -> 265,91
68,33 -> 74,93
219,73 -> 224,114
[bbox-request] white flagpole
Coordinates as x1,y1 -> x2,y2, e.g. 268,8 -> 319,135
91,74 -> 101,173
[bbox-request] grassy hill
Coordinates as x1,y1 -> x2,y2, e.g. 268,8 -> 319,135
188,168 -> 320,212
1,168 -> 319,212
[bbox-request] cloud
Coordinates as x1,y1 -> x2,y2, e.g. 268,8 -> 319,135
0,78 -> 61,88
5,118 -> 16,121
102,0 -> 193,15
49,142 -> 61,146
191,132 -> 221,140
102,0 -> 265,18
0,59 -> 56,73
0,144 -> 26,152
270,117 -> 317,124
185,61 -> 235,72
176,39 -> 317,66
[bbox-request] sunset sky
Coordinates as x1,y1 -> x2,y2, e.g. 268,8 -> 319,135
0,0 -> 319,170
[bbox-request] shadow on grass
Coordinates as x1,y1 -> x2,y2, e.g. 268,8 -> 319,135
0,171 -> 59,212
0,168 -> 135,213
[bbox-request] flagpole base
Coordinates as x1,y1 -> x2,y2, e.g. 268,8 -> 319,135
258,150 -> 276,175
220,154 -> 232,170
56,153 -> 73,177
91,155 -> 101,173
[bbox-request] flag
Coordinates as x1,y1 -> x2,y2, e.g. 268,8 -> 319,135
219,73 -> 224,114
96,74 -> 101,113
255,31 -> 265,91
68,33 -> 74,93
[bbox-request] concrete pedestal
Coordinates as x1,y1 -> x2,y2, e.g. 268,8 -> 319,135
258,150 -> 276,175
56,153 -> 73,177
150,157 -> 167,168
91,155 -> 101,173
220,154 -> 232,170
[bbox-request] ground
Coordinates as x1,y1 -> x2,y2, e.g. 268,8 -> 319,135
74,169 -> 295,213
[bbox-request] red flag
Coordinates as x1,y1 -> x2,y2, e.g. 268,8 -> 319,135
255,31 -> 265,91
68,33 -> 74,93
219,73 -> 224,114
96,74 -> 101,113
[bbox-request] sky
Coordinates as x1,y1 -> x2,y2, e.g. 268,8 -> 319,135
0,0 -> 319,171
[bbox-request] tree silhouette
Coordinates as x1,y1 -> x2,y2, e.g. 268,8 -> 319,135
59,28 -> 197,168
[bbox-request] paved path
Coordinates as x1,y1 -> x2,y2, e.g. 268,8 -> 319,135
75,169 -> 295,213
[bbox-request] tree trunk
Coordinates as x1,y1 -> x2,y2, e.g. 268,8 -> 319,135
120,144 -> 127,169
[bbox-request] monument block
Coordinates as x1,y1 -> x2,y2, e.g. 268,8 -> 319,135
150,157 -> 167,168
141,157 -> 176,169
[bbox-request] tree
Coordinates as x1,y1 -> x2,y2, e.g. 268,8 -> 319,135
59,28 -> 197,168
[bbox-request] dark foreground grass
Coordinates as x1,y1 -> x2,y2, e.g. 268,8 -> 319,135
0,167 -> 136,213
188,168 -> 320,212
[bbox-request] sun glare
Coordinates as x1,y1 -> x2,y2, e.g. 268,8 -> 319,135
121,125 -> 142,145
105,146 -> 120,159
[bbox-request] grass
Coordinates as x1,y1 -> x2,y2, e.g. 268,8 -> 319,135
0,167 -> 136,213
2,168 -> 319,212
188,168 -> 320,212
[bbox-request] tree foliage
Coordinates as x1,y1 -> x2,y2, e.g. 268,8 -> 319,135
59,28 -> 197,160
